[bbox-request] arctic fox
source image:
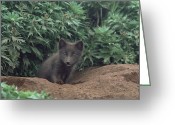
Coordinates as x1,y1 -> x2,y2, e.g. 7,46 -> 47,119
38,38 -> 84,84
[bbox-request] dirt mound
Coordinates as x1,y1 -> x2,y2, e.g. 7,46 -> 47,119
1,64 -> 139,100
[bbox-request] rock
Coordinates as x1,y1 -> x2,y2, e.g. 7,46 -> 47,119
1,64 -> 139,100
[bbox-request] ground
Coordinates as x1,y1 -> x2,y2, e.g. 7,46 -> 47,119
1,64 -> 139,100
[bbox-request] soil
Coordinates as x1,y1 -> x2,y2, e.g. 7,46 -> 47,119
1,64 -> 139,100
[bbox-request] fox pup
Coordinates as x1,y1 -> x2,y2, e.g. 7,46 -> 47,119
38,38 -> 84,83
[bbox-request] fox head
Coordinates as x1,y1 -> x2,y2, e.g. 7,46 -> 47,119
58,38 -> 84,67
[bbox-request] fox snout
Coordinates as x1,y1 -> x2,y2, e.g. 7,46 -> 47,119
65,56 -> 72,66
62,54 -> 80,67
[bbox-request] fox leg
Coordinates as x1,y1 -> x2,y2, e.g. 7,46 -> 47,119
51,75 -> 63,84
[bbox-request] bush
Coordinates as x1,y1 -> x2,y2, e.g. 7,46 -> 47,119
1,1 -> 139,76
1,82 -> 50,99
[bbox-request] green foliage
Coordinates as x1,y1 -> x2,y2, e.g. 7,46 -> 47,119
82,26 -> 123,67
1,1 -> 139,76
103,1 -> 139,63
1,82 -> 50,99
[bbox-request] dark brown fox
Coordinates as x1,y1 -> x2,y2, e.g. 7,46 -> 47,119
38,38 -> 84,84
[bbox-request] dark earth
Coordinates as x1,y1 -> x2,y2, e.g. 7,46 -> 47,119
1,64 -> 139,100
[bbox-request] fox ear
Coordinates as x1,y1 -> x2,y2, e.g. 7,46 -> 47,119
75,41 -> 83,51
59,38 -> 66,49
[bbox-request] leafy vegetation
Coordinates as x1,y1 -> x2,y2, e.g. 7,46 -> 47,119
1,1 -> 139,76
1,82 -> 50,99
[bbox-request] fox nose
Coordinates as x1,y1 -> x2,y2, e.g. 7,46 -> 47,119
66,62 -> 70,65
